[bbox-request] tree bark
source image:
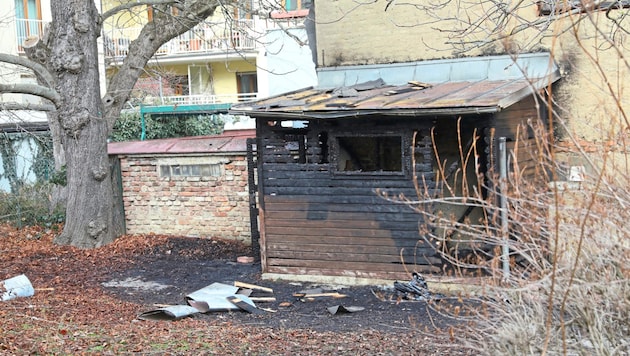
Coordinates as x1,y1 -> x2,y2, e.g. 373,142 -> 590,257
43,0 -> 113,248
28,0 -> 220,248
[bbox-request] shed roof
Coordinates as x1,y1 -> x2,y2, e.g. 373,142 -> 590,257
230,53 -> 561,119
107,129 -> 255,155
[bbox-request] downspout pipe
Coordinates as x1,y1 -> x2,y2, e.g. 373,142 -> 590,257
140,104 -> 147,141
499,137 -> 510,279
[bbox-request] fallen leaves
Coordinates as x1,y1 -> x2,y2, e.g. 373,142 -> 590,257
0,223 -> 472,355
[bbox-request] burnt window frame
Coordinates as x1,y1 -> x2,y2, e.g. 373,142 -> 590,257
329,130 -> 412,179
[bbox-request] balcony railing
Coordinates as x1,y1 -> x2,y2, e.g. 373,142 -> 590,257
104,20 -> 256,60
138,92 -> 258,107
15,19 -> 47,53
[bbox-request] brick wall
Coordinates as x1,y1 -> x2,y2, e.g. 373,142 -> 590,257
118,153 -> 252,244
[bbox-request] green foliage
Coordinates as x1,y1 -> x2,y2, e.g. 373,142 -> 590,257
110,110 -> 225,142
0,132 -> 54,193
49,165 -> 67,187
0,183 -> 65,227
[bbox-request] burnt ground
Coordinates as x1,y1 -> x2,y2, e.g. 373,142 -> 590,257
101,236 -> 469,333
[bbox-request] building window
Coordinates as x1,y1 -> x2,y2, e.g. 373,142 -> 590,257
271,0 -> 311,18
14,0 -> 41,20
332,134 -> 407,176
284,0 -> 311,11
15,0 -> 43,51
234,0 -> 253,20
160,163 -> 222,177
236,72 -> 257,101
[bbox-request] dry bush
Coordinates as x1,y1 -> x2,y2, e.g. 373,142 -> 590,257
385,119 -> 629,354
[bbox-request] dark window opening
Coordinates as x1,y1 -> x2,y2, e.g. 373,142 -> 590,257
336,136 -> 403,172
236,72 -> 258,101
318,132 -> 329,164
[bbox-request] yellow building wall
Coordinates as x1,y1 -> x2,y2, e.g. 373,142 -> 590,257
211,61 -> 257,95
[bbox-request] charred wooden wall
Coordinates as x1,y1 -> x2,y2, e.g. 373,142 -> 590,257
256,117 -> 441,280
491,95 -> 551,182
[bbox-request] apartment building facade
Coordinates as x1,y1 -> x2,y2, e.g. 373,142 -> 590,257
0,0 -> 55,192
102,0 -> 316,120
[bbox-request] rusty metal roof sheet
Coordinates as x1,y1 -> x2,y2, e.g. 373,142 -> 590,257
231,53 -> 561,119
231,76 -> 559,119
107,129 -> 255,155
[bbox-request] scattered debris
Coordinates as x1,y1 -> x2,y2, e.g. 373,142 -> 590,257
1,274 -> 35,301
327,305 -> 365,315
138,305 -> 200,321
234,281 -> 273,294
294,291 -> 347,299
394,272 -> 443,301
236,256 -> 254,264
227,296 -> 265,314
249,296 -> 276,302
185,282 -> 255,313
138,281 -> 274,321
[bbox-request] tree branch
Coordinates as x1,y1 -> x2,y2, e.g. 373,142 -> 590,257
101,0 -> 179,22
0,53 -> 55,88
0,102 -> 56,112
0,83 -> 60,106
103,0 -> 219,128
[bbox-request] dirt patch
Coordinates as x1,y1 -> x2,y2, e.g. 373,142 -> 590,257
100,236 -> 466,333
0,225 -> 475,354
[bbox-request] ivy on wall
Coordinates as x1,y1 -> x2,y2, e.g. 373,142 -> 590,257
109,110 -> 225,142
0,132 -> 54,193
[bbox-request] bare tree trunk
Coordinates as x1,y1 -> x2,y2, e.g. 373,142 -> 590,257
22,0 -> 220,248
45,0 -> 114,248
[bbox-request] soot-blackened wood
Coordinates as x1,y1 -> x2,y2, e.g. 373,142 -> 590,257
256,116 -> 440,278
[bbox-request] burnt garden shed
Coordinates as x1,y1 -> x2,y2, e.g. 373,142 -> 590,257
231,53 -> 560,282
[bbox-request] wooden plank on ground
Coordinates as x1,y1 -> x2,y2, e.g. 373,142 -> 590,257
234,281 -> 273,294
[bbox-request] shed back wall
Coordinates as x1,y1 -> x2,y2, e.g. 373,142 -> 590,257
257,118 -> 441,280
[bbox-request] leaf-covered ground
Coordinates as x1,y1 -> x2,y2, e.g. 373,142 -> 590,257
0,224 -> 474,355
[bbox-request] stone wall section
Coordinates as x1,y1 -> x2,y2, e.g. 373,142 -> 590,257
118,154 -> 251,244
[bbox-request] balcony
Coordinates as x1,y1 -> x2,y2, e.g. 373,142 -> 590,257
135,92 -> 257,117
103,20 -> 256,60
15,19 -> 47,54
138,92 -> 258,107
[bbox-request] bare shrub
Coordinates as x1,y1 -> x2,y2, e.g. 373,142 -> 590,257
381,115 -> 629,354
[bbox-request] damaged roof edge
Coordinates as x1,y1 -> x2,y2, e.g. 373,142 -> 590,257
230,106 -> 501,120
229,53 -> 561,118
317,52 -> 559,88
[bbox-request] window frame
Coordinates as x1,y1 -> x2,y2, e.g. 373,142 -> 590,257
329,131 -> 411,179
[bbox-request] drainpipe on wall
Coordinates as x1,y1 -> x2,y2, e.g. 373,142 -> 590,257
499,137 -> 510,280
140,104 -> 147,141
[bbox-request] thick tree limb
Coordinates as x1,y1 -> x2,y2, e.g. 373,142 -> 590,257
0,102 -> 57,112
0,83 -> 60,106
0,53 -> 55,88
103,0 -> 220,129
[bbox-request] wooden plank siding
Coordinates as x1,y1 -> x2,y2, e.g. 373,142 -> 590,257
493,95 -> 551,183
257,118 -> 442,280
254,95 -> 548,281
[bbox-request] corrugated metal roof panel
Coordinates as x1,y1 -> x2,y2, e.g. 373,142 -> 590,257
107,129 -> 255,155
231,54 -> 560,118
231,76 -> 558,118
